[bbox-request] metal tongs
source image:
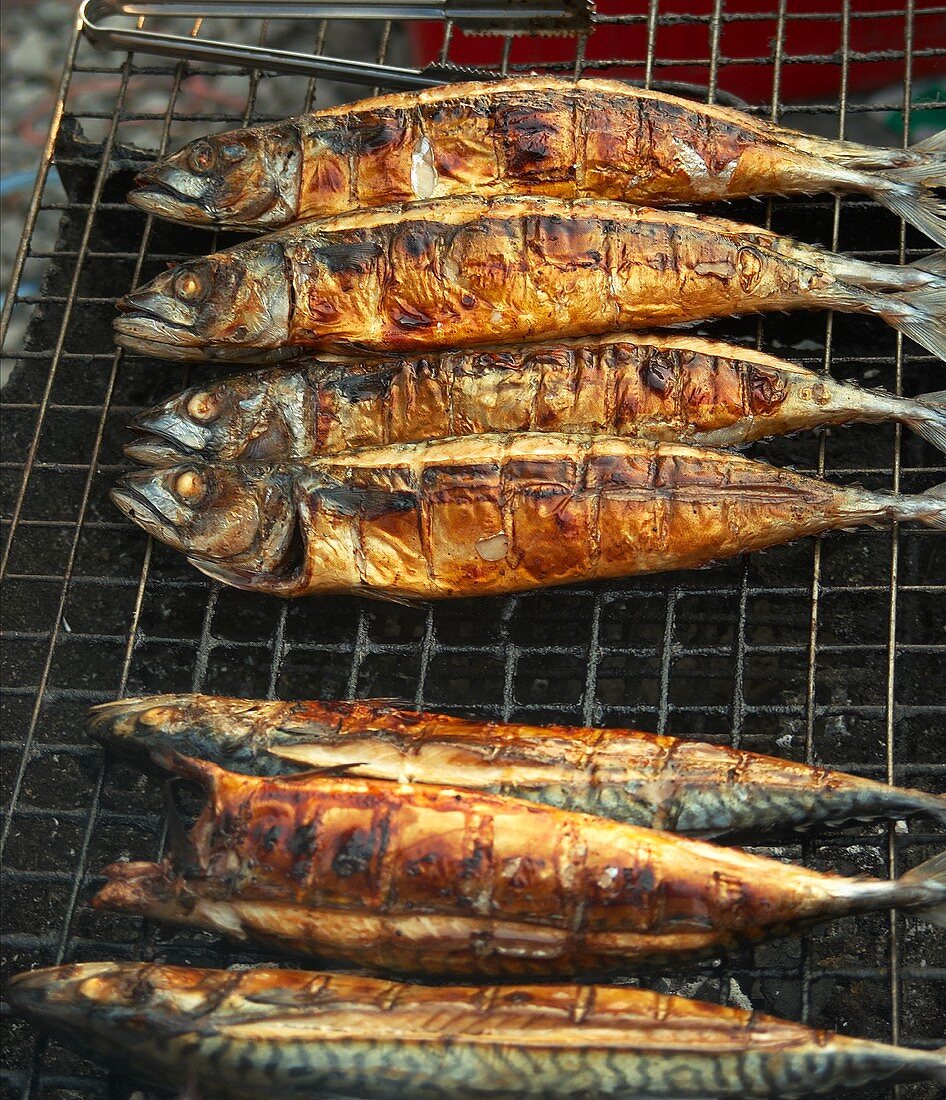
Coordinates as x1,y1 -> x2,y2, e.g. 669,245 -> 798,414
79,0 -> 596,90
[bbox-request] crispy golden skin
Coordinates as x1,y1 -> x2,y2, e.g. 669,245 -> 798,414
92,759 -> 944,978
128,77 -> 946,246
123,332 -> 946,468
113,196 -> 946,362
9,963 -> 946,1098
111,433 -> 945,599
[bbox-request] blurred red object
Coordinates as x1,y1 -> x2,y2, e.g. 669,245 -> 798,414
410,0 -> 946,105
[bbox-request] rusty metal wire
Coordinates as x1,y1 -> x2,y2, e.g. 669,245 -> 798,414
1,3 -> 944,1098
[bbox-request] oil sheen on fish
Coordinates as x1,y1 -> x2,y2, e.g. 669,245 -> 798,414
123,332 -> 946,467
112,197 -> 946,363
87,694 -> 946,837
127,76 -> 946,245
109,433 -> 946,599
9,963 -> 946,1099
91,756 -> 946,977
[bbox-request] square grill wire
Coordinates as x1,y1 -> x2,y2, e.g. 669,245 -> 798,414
1,2 -> 945,1097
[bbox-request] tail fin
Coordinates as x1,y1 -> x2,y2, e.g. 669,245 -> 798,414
897,850 -> 946,927
871,131 -> 946,246
901,390 -> 946,453
893,482 -> 946,530
880,275 -> 946,360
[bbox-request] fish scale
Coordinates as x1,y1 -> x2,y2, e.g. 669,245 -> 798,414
7,964 -> 945,1098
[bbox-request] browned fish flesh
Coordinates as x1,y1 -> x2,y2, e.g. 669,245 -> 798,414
123,332 -> 946,467
128,77 -> 946,245
8,962 -> 946,1098
112,197 -> 946,363
109,433 -> 946,599
92,755 -> 946,977
88,693 -> 946,838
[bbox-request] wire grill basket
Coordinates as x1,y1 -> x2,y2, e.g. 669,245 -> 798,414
1,3 -> 944,1097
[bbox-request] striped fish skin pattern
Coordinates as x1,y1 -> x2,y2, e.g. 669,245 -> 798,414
108,433 -> 946,599
87,694 -> 946,837
90,756 -> 946,978
127,76 -> 946,247
122,332 -> 946,468
112,196 -> 946,364
8,963 -> 946,1098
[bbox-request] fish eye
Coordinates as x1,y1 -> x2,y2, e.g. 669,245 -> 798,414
174,269 -> 207,303
190,141 -> 216,172
173,470 -> 208,505
186,391 -> 222,423
221,142 -> 247,163
137,705 -> 177,729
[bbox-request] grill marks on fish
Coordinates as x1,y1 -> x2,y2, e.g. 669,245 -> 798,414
9,964 -> 946,1098
90,759 -> 946,977
127,335 -> 946,469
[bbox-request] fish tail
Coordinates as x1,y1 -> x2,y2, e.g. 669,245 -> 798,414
868,130 -> 946,246
896,850 -> 946,926
864,256 -> 946,361
900,389 -> 946,453
886,481 -> 946,530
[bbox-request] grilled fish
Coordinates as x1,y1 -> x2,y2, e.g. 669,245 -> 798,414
92,755 -> 946,977
88,694 -> 946,837
128,76 -> 946,245
123,332 -> 946,468
109,433 -> 946,600
112,197 -> 946,363
9,963 -> 946,1098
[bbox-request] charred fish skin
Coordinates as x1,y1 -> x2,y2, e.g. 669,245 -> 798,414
128,76 -> 946,245
123,332 -> 946,468
109,433 -> 946,600
91,758 -> 946,978
9,964 -> 946,1099
87,694 -> 946,836
112,197 -> 946,363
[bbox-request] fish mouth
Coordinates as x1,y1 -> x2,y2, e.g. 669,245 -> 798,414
128,170 -> 218,226
110,482 -> 189,551
124,411 -> 208,466
114,292 -> 209,360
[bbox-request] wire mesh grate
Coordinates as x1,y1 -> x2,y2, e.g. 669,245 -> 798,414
2,2 -> 945,1097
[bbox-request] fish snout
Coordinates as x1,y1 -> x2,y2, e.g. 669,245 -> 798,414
128,162 -> 219,225
110,469 -> 194,551
125,406 -> 211,466
114,288 -> 206,359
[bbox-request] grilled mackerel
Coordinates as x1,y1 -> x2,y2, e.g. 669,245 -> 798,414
128,76 -> 946,245
109,433 -> 946,599
9,963 -> 946,1098
112,197 -> 946,363
124,332 -> 946,467
92,755 -> 946,978
88,694 -> 946,837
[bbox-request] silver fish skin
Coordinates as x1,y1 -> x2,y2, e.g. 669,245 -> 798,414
8,964 -> 946,1099
122,332 -> 946,468
112,197 -> 946,364
7,968 -> 946,1095
107,434 -> 946,601
126,76 -> 946,245
87,694 -> 946,838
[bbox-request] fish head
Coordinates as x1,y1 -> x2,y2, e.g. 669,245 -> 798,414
87,693 -> 279,775
114,240 -> 292,362
110,463 -> 299,572
128,123 -> 302,230
124,369 -> 303,466
7,963 -> 225,1080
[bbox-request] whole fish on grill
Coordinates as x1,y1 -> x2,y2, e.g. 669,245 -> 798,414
8,963 -> 946,1098
128,76 -> 946,245
109,433 -> 946,599
112,197 -> 946,363
92,754 -> 946,977
88,694 -> 946,837
123,332 -> 946,467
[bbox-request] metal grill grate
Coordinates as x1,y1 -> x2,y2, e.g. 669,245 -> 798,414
2,3 -> 945,1097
